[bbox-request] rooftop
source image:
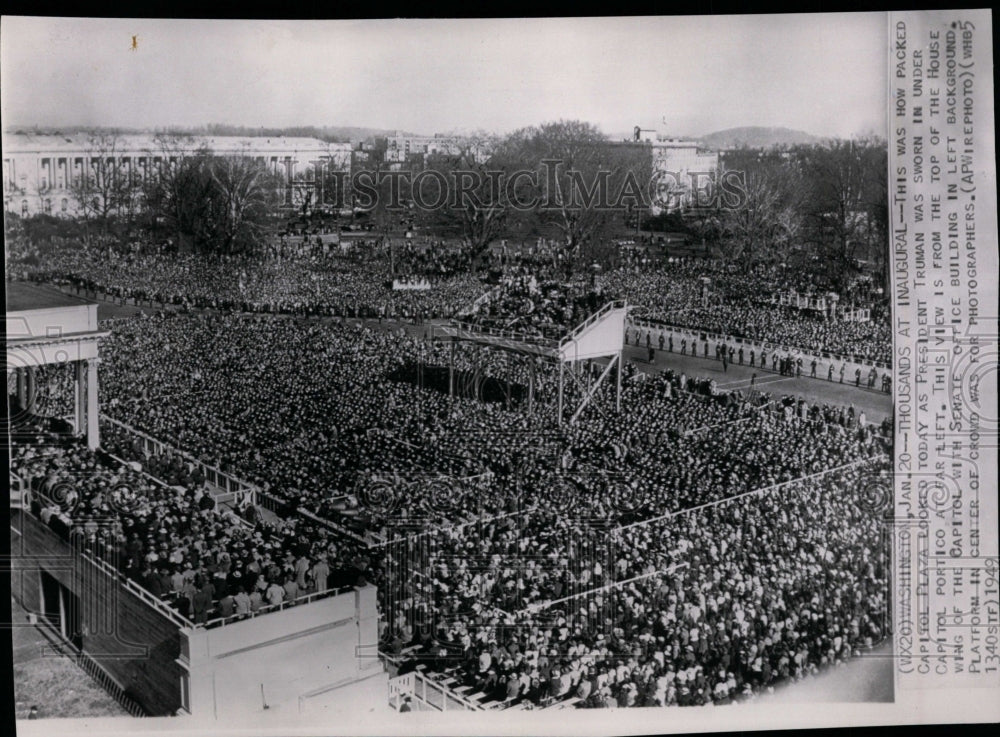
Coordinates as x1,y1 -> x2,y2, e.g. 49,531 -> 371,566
6,282 -> 95,312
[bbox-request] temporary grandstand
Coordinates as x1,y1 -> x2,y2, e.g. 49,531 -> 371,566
7,285 -> 385,720
433,299 -> 629,425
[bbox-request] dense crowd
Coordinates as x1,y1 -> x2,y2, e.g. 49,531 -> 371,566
391,239 -> 478,278
11,418 -> 374,625
9,307 -> 891,706
24,311 -> 885,707
7,237 -> 483,320
462,274 -> 608,341
7,231 -> 890,364
92,314 -> 886,529
603,261 -> 891,365
7,222 -> 894,708
390,462 -> 888,708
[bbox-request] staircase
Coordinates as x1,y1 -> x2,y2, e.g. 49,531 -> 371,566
559,299 -> 627,348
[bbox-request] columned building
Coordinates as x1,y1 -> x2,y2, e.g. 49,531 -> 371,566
6,282 -> 107,448
2,132 -> 353,217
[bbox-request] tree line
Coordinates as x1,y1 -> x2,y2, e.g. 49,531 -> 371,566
31,122 -> 888,278
703,139 -> 888,277
359,121 -> 888,285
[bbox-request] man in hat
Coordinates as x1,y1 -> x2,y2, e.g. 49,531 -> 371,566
217,590 -> 236,619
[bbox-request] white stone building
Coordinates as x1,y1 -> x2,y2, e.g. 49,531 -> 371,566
648,137 -> 719,214
2,132 -> 352,217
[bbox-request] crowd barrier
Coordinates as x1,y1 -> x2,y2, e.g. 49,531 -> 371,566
392,278 -> 431,291
840,308 -> 871,323
774,291 -> 834,312
771,292 -> 872,323
51,277 -> 457,321
101,415 -> 258,503
625,318 -> 892,380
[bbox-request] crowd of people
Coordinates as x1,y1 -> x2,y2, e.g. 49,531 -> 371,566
7,227 -> 891,365
7,221 -> 894,709
604,261 -> 891,365
6,236 -> 483,320
390,462 -> 888,708
461,274 -> 608,342
25,309 -> 885,707
11,415 -> 374,625
391,239 -> 478,279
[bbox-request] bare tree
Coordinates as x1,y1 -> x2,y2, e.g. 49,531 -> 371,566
207,155 -> 283,254
800,138 -> 877,264
68,132 -> 135,231
141,135 -> 215,250
507,120 -> 651,252
141,138 -> 281,254
419,132 -> 511,260
718,169 -> 799,266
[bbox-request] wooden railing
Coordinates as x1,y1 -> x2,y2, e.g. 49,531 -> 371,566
382,652 -> 486,712
256,488 -> 294,517
100,415 -> 259,502
445,320 -> 560,348
9,473 -> 25,508
297,506 -> 377,546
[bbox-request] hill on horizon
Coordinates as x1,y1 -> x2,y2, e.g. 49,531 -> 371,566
698,126 -> 822,150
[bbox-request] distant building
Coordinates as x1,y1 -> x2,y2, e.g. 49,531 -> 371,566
383,132 -> 490,168
385,132 -> 463,163
648,137 -> 719,214
2,132 -> 352,217
717,147 -> 795,167
619,127 -> 719,213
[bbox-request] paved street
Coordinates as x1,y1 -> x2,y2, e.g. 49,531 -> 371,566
622,343 -> 893,422
61,285 -> 893,424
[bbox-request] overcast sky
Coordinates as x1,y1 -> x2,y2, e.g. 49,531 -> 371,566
1,14 -> 887,139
